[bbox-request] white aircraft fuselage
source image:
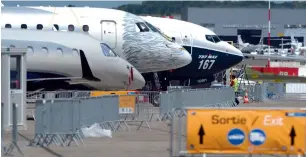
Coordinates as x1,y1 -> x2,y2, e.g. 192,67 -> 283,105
1,6 -> 192,73
141,16 -> 244,84
2,28 -> 145,91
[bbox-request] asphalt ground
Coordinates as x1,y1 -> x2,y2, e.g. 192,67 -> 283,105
2,100 -> 306,157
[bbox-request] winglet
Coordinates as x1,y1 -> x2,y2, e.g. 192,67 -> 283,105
1,3 -> 4,7
79,50 -> 100,81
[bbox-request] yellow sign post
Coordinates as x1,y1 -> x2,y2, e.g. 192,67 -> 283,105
186,109 -> 306,155
119,95 -> 136,114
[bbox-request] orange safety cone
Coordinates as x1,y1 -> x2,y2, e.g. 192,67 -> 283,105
243,90 -> 249,104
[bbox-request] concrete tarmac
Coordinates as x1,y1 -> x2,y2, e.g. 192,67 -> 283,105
3,100 -> 306,157
2,121 -> 170,157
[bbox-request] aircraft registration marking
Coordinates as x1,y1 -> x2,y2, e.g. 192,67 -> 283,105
198,55 -> 218,70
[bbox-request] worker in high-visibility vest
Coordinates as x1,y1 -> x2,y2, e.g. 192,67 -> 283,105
230,75 -> 239,97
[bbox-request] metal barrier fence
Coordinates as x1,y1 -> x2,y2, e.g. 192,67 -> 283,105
283,93 -> 306,101
31,95 -> 120,147
26,90 -> 160,106
27,91 -> 91,103
30,93 -> 162,147
159,87 -> 238,121
29,87 -> 238,144
238,84 -> 265,102
137,91 -> 160,107
26,90 -> 160,121
170,107 -> 306,157
238,83 -> 298,102
167,86 -> 192,91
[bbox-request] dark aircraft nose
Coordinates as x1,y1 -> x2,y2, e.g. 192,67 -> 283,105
224,42 -> 244,67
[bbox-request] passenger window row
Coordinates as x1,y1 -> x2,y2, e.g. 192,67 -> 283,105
9,45 -> 79,56
4,23 -> 90,32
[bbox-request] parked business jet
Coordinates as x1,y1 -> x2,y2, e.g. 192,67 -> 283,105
2,28 -> 145,91
237,35 -> 272,54
1,6 -> 191,73
281,35 -> 306,56
140,16 -> 244,87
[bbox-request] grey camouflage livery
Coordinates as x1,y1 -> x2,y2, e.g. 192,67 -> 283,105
121,13 -> 188,73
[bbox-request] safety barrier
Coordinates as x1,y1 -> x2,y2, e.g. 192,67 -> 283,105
30,93 -> 159,137
239,83 -> 288,102
167,86 -> 192,91
30,95 -> 120,147
89,90 -> 160,107
27,90 -> 160,107
159,87 -> 238,121
27,91 -> 91,103
136,91 -> 160,107
239,84 -> 265,102
170,107 -> 306,157
117,94 -> 161,131
283,93 -> 306,101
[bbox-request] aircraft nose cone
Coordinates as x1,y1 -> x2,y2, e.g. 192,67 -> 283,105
180,49 -> 192,66
233,52 -> 244,65
173,48 -> 192,69
233,46 -> 244,57
225,42 -> 244,65
233,47 -> 244,63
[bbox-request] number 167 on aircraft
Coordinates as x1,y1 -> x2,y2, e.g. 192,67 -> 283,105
198,59 -> 215,70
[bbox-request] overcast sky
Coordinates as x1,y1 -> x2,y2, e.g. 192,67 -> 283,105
1,1 -> 142,8
1,0 -> 299,8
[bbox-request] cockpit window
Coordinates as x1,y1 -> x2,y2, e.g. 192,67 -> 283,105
206,35 -> 214,43
136,22 -> 150,32
100,43 -> 117,57
212,35 -> 221,42
206,35 -> 221,43
145,22 -> 159,32
144,21 -> 173,42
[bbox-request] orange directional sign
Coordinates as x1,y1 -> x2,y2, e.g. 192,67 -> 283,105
186,109 -> 306,155
119,95 -> 136,114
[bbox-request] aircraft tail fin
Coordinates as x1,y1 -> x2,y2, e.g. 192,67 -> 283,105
237,35 -> 244,45
258,36 -> 263,45
290,35 -> 295,43
290,34 -> 303,48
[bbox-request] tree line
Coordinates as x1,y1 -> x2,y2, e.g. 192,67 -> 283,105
115,1 -> 306,16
